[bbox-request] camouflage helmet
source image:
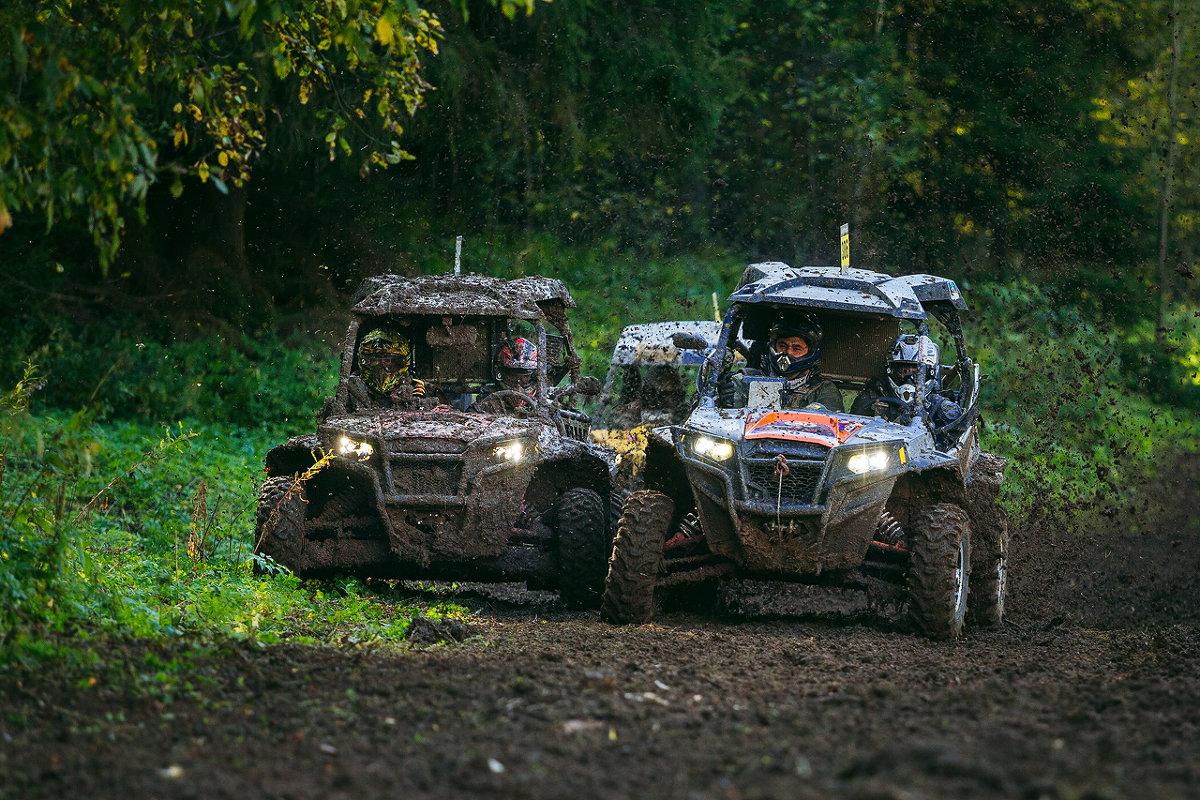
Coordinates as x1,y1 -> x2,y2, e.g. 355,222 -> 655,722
358,327 -> 412,395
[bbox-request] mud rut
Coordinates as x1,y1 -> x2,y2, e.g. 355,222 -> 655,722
3,457 -> 1198,800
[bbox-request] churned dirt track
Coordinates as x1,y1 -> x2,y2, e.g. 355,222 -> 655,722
2,455 -> 1198,800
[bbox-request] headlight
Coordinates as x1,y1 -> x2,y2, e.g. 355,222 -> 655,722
847,450 -> 890,474
844,445 -> 905,475
492,441 -> 525,464
690,434 -> 734,462
338,436 -> 374,460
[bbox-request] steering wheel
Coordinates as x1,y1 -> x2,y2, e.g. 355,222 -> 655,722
468,390 -> 534,414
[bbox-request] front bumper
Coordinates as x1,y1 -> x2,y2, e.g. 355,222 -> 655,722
679,447 -> 896,576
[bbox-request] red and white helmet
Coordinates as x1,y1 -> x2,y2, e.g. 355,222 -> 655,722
498,337 -> 538,371
497,337 -> 538,390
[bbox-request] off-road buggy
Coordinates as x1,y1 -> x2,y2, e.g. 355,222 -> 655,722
601,262 -> 1009,638
590,321 -> 721,490
255,273 -> 616,608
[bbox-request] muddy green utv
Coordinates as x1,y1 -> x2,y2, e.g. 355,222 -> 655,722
601,263 -> 1008,638
255,272 -> 617,608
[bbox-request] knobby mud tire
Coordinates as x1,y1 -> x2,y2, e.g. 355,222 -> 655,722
601,490 -> 674,625
555,487 -> 610,610
907,503 -> 971,640
254,476 -> 308,573
966,453 -> 1009,627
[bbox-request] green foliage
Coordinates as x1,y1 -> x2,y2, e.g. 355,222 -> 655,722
395,0 -> 1170,290
968,279 -> 1197,520
0,0 -> 442,267
0,319 -> 338,426
406,0 -> 742,249
0,402 -> 467,673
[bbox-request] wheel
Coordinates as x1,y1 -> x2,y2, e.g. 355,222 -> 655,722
906,503 -> 970,640
254,476 -> 308,573
965,453 -> 1009,627
555,487 -> 610,609
600,490 -> 673,624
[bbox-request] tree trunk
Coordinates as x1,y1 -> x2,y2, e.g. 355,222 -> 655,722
212,182 -> 248,279
1157,0 -> 1183,343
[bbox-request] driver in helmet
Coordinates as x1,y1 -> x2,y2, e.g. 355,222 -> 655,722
472,337 -> 539,412
724,314 -> 844,410
851,334 -> 963,440
356,327 -> 425,404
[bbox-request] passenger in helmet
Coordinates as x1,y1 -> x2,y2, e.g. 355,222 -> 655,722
496,337 -> 538,392
355,327 -> 425,404
852,333 -> 963,446
472,337 -> 539,412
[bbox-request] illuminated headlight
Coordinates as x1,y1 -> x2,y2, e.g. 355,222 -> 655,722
338,436 -> 374,460
847,449 -> 892,475
691,435 -> 734,462
493,441 -> 525,464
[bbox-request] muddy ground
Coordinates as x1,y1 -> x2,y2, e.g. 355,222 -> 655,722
3,457 -> 1198,800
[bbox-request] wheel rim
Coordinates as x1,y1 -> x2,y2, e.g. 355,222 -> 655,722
953,539 -> 968,611
995,556 -> 1007,608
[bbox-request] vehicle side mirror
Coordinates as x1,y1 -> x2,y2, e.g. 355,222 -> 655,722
672,333 -> 709,351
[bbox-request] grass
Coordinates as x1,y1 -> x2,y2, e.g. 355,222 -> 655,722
0,411 -> 473,680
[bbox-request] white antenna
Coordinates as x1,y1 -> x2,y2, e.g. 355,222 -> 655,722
712,291 -> 721,322
455,235 -> 463,275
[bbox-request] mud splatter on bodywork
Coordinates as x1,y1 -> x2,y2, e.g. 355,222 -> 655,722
255,273 -> 615,605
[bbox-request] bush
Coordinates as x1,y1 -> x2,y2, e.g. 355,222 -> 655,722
966,279 -> 1196,521
0,394 -> 463,673
0,319 -> 338,426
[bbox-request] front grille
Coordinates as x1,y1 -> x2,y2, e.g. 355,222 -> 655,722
389,455 -> 464,497
558,410 -> 590,442
743,459 -> 824,505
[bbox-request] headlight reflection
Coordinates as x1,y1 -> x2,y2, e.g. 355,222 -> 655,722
692,435 -> 734,461
493,441 -> 525,464
338,436 -> 374,460
847,450 -> 889,474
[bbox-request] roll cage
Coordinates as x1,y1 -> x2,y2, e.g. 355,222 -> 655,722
695,265 -> 980,441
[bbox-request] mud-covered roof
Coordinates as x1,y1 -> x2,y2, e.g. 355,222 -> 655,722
731,263 -> 967,319
611,321 -> 722,367
353,273 -> 576,320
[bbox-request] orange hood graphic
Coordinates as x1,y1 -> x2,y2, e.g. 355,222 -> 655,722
744,410 -> 864,448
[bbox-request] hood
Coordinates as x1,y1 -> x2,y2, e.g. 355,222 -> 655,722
322,408 -> 538,451
744,410 -> 865,448
683,406 -> 911,449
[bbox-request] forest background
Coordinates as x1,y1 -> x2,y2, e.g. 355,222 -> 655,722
0,0 -> 1196,667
